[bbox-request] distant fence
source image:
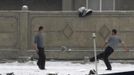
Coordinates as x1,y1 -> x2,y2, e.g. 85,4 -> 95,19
0,11 -> 134,60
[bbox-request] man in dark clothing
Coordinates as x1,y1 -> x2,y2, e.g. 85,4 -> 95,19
90,29 -> 128,70
33,26 -> 46,70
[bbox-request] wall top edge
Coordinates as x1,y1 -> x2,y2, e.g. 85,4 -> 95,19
0,10 -> 134,13
0,10 -> 134,16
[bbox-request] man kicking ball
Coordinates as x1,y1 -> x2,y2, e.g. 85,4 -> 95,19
90,29 -> 128,70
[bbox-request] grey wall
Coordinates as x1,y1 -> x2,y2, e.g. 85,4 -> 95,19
0,11 -> 134,60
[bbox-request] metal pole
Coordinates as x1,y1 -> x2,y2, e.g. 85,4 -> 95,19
86,0 -> 89,9
92,33 -> 98,75
113,0 -> 115,11
100,0 -> 102,12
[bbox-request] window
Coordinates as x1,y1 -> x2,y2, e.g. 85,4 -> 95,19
88,0 -> 100,10
87,0 -> 115,11
116,0 -> 134,10
102,0 -> 115,10
87,0 -> 134,11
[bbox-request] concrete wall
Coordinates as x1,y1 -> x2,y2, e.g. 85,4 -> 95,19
0,11 -> 134,60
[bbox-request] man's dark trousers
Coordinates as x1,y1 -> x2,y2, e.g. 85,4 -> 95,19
90,46 -> 114,69
37,48 -> 46,69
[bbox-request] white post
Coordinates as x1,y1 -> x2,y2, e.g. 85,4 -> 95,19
92,33 -> 98,75
100,0 -> 102,12
86,0 -> 89,9
113,0 -> 115,11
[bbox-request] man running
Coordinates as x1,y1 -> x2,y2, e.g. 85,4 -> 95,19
90,29 -> 128,70
33,26 -> 46,70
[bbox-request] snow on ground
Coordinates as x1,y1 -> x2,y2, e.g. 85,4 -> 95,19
0,60 -> 134,75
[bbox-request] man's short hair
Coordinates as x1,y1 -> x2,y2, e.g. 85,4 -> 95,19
39,26 -> 44,31
112,29 -> 117,34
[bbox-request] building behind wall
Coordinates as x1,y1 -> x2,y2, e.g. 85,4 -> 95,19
88,0 -> 134,11
0,0 -> 134,11
0,0 -> 62,11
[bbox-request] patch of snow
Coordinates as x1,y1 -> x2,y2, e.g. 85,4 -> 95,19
0,60 -> 134,75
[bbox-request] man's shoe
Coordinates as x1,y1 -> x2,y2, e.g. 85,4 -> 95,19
90,58 -> 95,62
40,67 -> 47,70
106,68 -> 112,71
40,68 -> 45,70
